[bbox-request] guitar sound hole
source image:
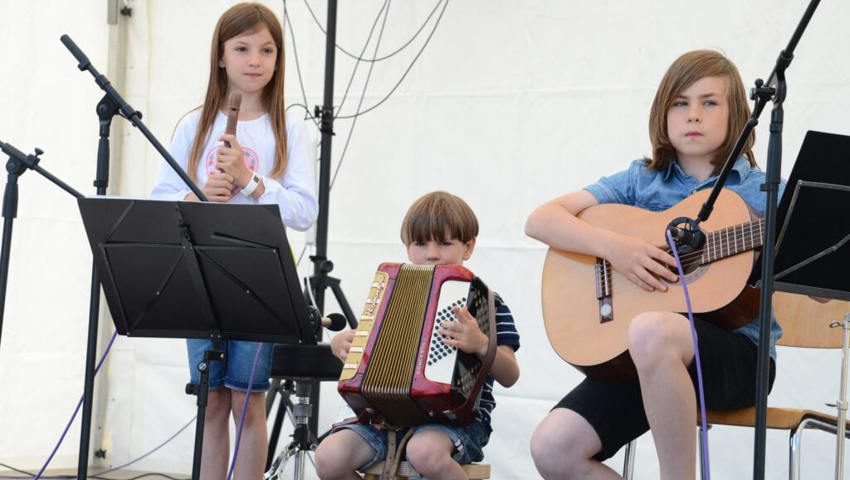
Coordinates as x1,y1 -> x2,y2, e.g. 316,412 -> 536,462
666,258 -> 701,276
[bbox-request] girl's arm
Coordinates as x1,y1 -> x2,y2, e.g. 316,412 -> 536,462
256,114 -> 318,231
526,190 -> 677,292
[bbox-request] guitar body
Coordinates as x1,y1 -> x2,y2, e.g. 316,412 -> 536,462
542,188 -> 757,380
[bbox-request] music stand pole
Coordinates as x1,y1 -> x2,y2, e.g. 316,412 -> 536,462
59,34 -> 208,480
305,0 -> 358,441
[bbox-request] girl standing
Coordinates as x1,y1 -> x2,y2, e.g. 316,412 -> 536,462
151,3 -> 317,478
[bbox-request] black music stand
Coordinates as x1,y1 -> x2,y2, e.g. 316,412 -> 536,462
769,131 -> 850,301
762,130 -> 850,479
77,197 -> 316,480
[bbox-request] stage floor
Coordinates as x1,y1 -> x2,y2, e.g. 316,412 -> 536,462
0,468 -> 187,479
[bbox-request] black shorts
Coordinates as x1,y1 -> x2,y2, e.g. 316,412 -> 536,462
553,317 -> 776,461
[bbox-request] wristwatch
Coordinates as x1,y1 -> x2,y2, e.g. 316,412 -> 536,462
240,173 -> 261,197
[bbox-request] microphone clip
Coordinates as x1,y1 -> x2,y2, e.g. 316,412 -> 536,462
666,216 -> 705,255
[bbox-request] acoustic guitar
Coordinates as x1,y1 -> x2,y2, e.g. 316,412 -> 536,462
542,188 -> 763,380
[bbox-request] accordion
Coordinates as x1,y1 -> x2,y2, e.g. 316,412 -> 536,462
338,263 -> 496,427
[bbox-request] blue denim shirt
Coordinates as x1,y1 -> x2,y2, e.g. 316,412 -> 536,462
584,156 -> 785,358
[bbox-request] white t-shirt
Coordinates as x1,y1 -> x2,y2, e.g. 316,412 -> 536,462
151,109 -> 318,231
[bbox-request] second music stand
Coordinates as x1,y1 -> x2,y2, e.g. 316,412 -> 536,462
77,197 -> 316,480
767,130 -> 850,479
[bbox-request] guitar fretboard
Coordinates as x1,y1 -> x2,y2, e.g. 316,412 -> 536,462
701,218 -> 765,264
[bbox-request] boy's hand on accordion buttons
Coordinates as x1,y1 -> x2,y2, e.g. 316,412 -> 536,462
330,330 -> 355,363
440,306 -> 489,358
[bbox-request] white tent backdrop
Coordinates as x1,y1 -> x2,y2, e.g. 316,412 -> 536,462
1,1 -> 848,478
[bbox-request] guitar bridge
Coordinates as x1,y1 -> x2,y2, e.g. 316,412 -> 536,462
595,258 -> 614,323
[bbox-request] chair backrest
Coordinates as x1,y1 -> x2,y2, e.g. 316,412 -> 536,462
773,292 -> 850,349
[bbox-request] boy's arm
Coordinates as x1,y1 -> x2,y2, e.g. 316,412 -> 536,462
489,345 -> 519,388
525,189 -> 677,292
439,307 -> 520,388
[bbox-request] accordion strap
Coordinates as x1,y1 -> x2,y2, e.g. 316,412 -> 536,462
381,428 -> 414,480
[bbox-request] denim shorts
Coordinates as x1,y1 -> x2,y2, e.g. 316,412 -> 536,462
187,338 -> 272,391
340,421 -> 491,470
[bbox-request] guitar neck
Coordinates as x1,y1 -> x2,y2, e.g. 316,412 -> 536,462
701,218 -> 765,264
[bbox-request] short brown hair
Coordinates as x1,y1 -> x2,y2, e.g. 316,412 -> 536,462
400,191 -> 479,246
647,50 -> 755,171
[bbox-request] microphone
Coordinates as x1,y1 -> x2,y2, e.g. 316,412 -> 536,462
306,304 -> 348,331
223,92 -> 241,148
60,34 -> 91,70
322,313 -> 348,332
667,225 -> 694,244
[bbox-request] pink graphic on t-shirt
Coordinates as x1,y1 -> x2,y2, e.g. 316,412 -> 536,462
205,144 -> 260,177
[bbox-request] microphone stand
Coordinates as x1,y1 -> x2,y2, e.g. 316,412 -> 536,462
0,143 -> 84,349
59,34 -> 207,480
303,0 -> 359,441
664,2 -> 821,478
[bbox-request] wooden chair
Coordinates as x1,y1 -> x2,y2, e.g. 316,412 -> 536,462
362,461 -> 491,479
623,292 -> 850,480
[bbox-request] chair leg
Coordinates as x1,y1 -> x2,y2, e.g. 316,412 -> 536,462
622,439 -> 636,479
790,428 -> 802,480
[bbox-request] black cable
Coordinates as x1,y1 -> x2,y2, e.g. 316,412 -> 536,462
283,1 -> 319,128
330,0 -> 392,190
333,0 -> 449,120
303,0 -> 443,63
334,0 -> 390,116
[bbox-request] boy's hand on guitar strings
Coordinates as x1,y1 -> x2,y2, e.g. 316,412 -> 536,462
608,234 -> 678,292
441,306 -> 489,358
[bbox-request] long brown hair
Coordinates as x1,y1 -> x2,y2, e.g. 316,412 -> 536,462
187,2 -> 288,181
647,50 -> 755,171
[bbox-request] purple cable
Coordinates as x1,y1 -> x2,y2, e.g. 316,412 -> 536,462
225,342 -> 263,480
33,331 -> 119,480
666,230 -> 711,480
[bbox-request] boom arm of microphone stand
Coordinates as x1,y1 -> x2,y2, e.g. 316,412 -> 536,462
59,34 -> 208,202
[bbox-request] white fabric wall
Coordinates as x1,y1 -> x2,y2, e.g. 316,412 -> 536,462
1,1 -> 849,478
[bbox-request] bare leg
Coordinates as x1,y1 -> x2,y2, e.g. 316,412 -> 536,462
200,389 -> 231,480
406,429 -> 467,480
629,311 -> 697,480
314,429 -> 376,480
229,390 -> 269,480
530,408 -> 622,480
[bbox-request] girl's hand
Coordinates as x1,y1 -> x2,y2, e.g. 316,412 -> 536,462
216,134 -> 252,188
439,306 -> 489,358
330,330 -> 355,362
607,233 -> 678,292
200,172 -> 235,202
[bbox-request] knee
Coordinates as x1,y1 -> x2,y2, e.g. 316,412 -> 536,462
531,423 -> 574,479
314,436 -> 352,478
406,434 -> 455,476
530,412 -> 595,479
628,311 -> 685,369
